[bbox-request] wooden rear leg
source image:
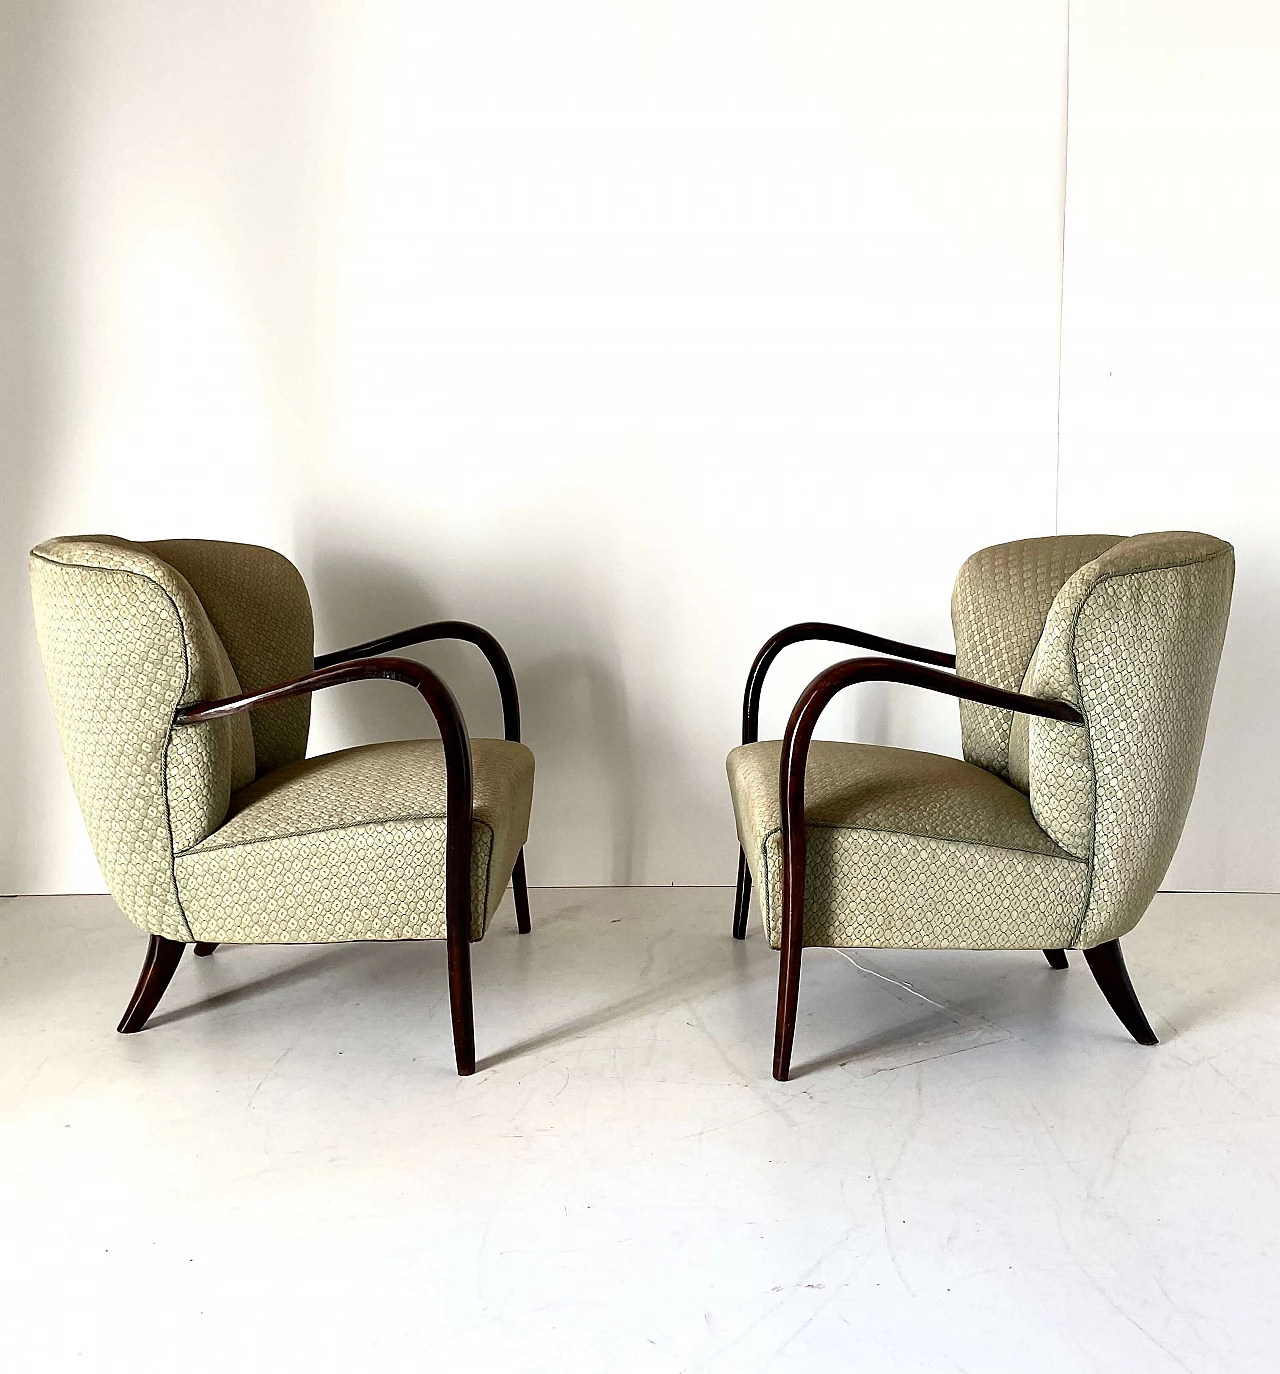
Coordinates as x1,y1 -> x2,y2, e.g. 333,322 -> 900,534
512,850 -> 532,935
1043,948 -> 1069,970
194,942 -> 219,957
732,848 -> 752,940
117,935 -> 186,1033
1084,939 -> 1158,1045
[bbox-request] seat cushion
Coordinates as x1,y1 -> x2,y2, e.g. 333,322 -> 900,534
727,741 -> 1087,951
174,738 -> 534,943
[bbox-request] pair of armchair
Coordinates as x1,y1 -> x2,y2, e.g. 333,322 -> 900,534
31,530 -> 1233,1081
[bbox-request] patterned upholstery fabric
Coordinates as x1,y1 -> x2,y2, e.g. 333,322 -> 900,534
31,534 -> 532,948
149,539 -> 313,776
728,741 -> 1087,950
30,537 -> 256,939
1007,532 -> 1234,945
731,531 -> 1233,953
952,535 -> 1122,779
175,738 -> 534,943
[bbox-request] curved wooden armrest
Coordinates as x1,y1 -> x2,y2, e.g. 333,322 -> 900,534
742,622 -> 956,745
315,621 -> 521,742
771,655 -> 1082,1080
174,658 -> 474,1041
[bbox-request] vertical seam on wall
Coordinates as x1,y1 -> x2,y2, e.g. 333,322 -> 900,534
1054,0 -> 1072,537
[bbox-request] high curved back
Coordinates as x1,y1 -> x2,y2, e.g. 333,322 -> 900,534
954,531 -> 1234,946
952,534 -> 1125,779
29,536 -> 313,938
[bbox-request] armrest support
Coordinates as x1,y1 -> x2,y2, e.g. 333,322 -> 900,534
742,622 -> 956,745
772,654 -> 1082,1080
315,621 -> 521,742
175,657 -> 475,1065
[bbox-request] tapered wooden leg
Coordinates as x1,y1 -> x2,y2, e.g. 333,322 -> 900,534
732,848 -> 752,941
512,849 -> 532,935
772,940 -> 803,1081
1084,940 -> 1158,1045
193,942 -> 219,957
117,935 -> 186,1033
1043,948 -> 1069,970
446,921 -> 476,1075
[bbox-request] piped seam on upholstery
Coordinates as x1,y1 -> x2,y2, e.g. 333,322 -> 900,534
761,821 -> 1084,864
175,816 -> 501,939
176,813 -> 498,857
1065,547 -> 1232,949
756,822 -> 1086,946
32,552 -> 198,942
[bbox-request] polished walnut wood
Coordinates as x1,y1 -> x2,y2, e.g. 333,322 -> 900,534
774,654 -> 1085,1081
732,623 -> 957,942
315,620 -> 521,740
1043,948 -> 1069,970
1084,940 -> 1158,1045
193,942 -> 218,957
316,620 -> 532,938
176,655 -> 479,1075
118,935 -> 187,1033
512,851 -> 532,935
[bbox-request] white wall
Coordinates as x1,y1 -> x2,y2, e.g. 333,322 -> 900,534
4,2 -> 1272,895
1058,0 -> 1280,890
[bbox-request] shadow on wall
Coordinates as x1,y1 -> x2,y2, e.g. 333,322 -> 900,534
303,542 -> 649,887
1,3 -> 78,893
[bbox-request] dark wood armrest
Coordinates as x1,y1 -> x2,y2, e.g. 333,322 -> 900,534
315,621 -> 521,742
174,658 -> 474,1039
772,654 -> 1082,1080
742,622 -> 956,744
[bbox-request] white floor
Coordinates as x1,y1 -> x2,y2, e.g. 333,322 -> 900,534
2,889 -> 1278,1372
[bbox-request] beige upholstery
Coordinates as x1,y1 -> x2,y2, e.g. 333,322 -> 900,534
176,738 -> 533,943
729,531 -> 1234,952
728,741 -> 1087,949
30,535 -> 532,946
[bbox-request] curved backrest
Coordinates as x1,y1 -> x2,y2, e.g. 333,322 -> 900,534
954,530 -> 1233,947
146,540 -> 313,774
30,536 -> 313,937
952,534 -> 1124,779
1008,532 -> 1234,945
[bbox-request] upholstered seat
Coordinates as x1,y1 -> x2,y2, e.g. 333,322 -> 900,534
727,740 -> 1085,951
30,533 -> 534,1074
176,737 -> 534,945
728,531 -> 1235,1079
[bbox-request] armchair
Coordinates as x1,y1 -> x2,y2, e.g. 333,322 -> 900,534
30,536 -> 534,1075
727,532 -> 1235,1080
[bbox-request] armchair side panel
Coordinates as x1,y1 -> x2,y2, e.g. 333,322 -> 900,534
30,537 -> 252,937
1015,532 -> 1234,947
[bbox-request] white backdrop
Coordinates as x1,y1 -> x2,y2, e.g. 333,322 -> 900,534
1058,1 -> 1280,891
2,2 -> 1274,895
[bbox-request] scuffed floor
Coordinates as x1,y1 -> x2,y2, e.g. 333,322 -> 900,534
2,889 -> 1277,1371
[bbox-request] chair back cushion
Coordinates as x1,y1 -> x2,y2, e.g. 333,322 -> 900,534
30,536 -> 312,937
1007,531 -> 1233,945
952,535 -> 1123,779
147,540 -> 313,775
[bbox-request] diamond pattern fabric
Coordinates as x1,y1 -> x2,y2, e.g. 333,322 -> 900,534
728,740 -> 1087,950
952,535 -> 1122,779
30,537 -> 256,937
31,534 -> 533,951
175,738 -> 534,942
730,532 -> 1233,956
149,539 -> 314,776
1012,533 -> 1234,945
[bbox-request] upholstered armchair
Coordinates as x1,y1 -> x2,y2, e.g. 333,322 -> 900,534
30,536 -> 534,1075
727,532 -> 1234,1080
